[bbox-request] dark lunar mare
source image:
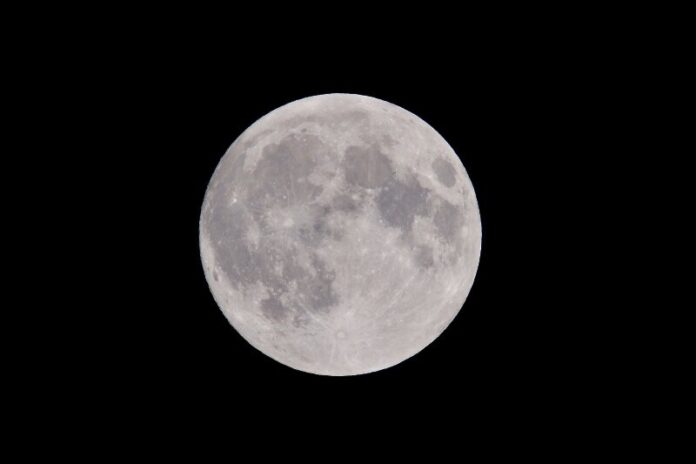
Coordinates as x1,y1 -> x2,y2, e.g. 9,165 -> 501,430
206,134 -> 342,323
376,175 -> 431,233
432,158 -> 457,188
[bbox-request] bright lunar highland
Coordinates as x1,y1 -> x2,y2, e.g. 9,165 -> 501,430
200,94 -> 481,375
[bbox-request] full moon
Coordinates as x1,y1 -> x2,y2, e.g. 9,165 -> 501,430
199,94 -> 481,375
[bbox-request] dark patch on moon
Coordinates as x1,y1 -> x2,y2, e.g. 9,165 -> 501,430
292,313 -> 310,328
432,158 -> 456,187
433,200 -> 465,243
246,133 -> 328,211
300,255 -> 339,311
222,238 -> 339,320
258,250 -> 339,323
207,194 -> 340,319
279,253 -> 307,282
261,296 -> 287,321
414,245 -> 435,269
376,174 -> 430,233
297,205 -> 343,245
331,194 -> 359,213
380,133 -> 397,147
343,145 -> 393,189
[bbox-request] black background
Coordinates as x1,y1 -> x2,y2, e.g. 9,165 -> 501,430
31,21 -> 616,436
8,6 -> 672,454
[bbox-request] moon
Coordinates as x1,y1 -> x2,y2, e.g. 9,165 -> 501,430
199,94 -> 481,376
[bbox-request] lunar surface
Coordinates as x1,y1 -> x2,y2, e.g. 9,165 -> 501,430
199,94 -> 481,376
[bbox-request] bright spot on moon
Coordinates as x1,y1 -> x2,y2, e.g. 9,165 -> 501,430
199,93 -> 481,376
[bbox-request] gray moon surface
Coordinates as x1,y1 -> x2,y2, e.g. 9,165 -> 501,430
199,93 -> 481,376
